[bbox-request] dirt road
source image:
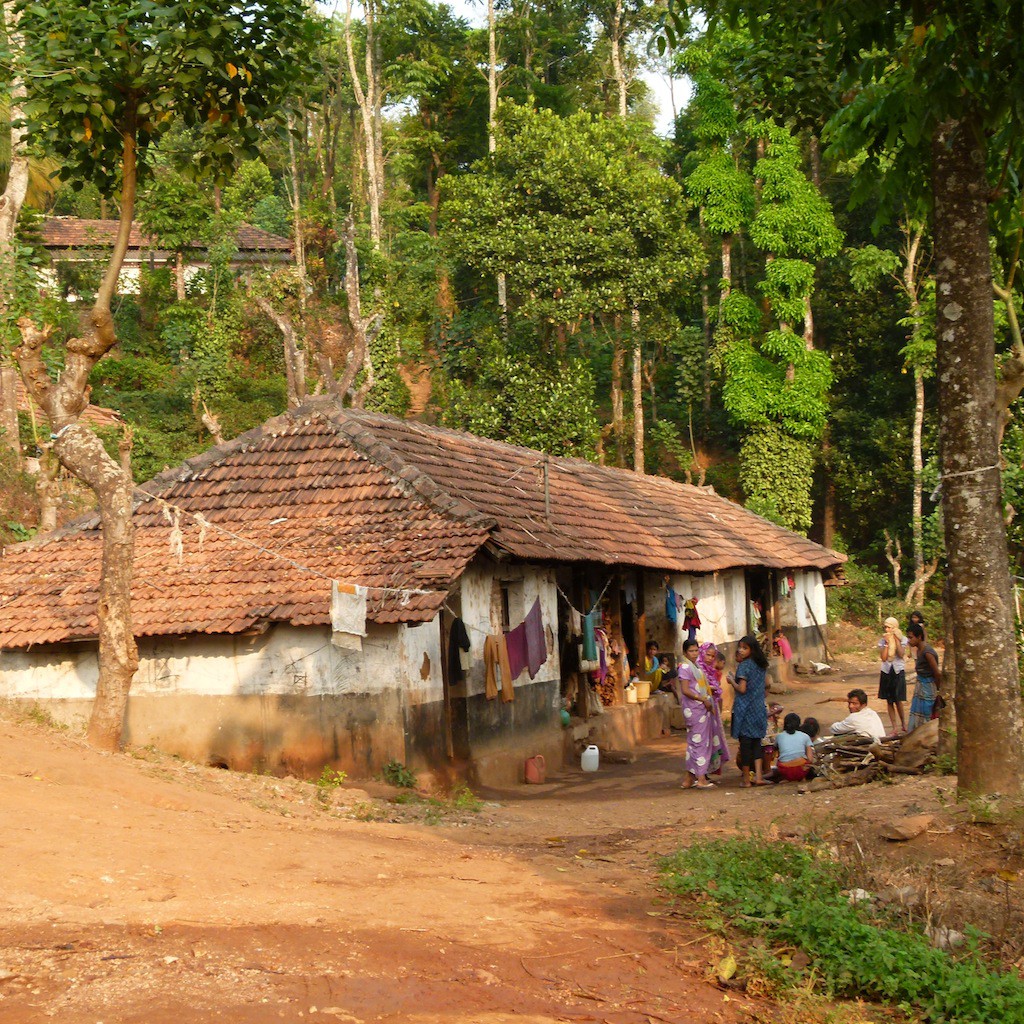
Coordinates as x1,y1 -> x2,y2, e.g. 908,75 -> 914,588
2,667 -> 1018,1023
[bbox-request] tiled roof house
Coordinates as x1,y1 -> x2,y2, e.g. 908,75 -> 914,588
0,400 -> 843,784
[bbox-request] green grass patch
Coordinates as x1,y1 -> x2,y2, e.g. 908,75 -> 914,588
660,837 -> 1024,1024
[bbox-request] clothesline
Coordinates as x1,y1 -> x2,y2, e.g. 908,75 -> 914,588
555,576 -> 614,620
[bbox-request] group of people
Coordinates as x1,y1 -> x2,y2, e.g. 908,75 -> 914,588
666,633 -> 786,789
876,610 -> 944,735
650,608 -> 944,791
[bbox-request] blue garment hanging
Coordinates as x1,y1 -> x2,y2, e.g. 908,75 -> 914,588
666,586 -> 678,624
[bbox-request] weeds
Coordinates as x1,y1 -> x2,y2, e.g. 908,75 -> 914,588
661,836 -> 1024,1024
381,760 -> 417,788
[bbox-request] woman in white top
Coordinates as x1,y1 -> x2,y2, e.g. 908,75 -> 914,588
877,615 -> 908,735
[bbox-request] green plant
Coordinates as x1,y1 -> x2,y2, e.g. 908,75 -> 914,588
661,837 -> 1024,1023
381,760 -> 417,788
931,752 -> 958,776
450,783 -> 484,813
314,765 -> 347,806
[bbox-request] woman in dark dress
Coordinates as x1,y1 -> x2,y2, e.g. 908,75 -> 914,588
727,635 -> 769,786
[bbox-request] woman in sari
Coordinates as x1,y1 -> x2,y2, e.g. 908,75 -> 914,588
675,639 -> 725,789
696,642 -> 731,776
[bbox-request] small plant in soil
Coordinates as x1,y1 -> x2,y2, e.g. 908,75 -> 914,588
314,766 -> 347,804
381,760 -> 417,788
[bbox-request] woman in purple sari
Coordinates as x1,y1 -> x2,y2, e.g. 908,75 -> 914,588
675,639 -> 728,788
696,642 -> 731,776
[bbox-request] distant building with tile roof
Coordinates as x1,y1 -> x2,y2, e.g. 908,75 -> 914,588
38,217 -> 293,296
0,399 -> 843,784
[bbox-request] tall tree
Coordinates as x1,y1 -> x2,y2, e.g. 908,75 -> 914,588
671,0 -> 1024,799
12,0 -> 313,751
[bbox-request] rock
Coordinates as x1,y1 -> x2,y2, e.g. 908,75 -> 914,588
847,888 -> 873,904
934,858 -> 956,868
895,719 -> 939,769
880,814 -> 934,842
926,924 -> 965,950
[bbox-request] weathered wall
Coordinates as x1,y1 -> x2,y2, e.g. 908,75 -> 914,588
456,559 -> 563,786
642,568 -> 748,655
0,623 -> 429,778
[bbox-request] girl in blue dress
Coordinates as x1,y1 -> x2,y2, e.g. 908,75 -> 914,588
727,634 -> 769,786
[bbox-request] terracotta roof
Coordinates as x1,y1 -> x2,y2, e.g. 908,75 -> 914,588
0,411 -> 492,649
14,373 -> 122,431
0,400 -> 842,650
328,407 -> 845,575
39,218 -> 293,254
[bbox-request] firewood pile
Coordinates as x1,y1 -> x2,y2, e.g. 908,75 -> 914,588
801,719 -> 939,792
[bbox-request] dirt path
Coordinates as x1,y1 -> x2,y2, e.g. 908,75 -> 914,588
2,665 -> 1020,1023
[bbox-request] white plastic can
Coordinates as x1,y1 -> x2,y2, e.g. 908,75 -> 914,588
580,745 -> 600,772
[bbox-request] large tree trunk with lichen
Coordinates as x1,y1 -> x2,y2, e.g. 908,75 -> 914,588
255,298 -> 306,409
610,317 -> 625,466
931,117 -> 1024,800
0,364 -> 20,457
345,0 -> 383,247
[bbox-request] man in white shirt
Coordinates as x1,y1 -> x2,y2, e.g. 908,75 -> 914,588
830,688 -> 887,741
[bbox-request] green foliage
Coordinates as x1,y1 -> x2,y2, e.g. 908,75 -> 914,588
222,160 -> 278,217
648,419 -> 692,479
381,760 -> 417,788
314,766 -> 347,804
441,105 -> 704,324
737,424 -> 816,533
661,837 -> 1024,1023
14,0 -> 317,192
444,354 -> 599,458
826,557 -> 890,624
686,149 -> 753,235
137,171 -> 213,254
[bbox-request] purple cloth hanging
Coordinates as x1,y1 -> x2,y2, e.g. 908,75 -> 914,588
505,621 -> 528,681
524,598 -> 547,679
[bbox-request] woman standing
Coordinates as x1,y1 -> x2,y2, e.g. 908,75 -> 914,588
907,622 -> 942,731
728,635 -> 769,786
675,639 -> 720,789
877,616 -> 908,735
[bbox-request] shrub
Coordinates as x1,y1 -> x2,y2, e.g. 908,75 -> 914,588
661,837 -> 1024,1023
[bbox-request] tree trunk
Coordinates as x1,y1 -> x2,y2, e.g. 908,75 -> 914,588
721,234 -> 732,301
903,224 -> 928,606
15,325 -> 140,751
908,365 -> 926,602
286,114 -> 308,318
12,121 -> 144,751
344,0 -> 382,247
631,307 -> 643,474
1,1 -> 29,465
610,317 -> 624,466
821,428 -> 836,549
610,0 -> 628,117
931,117 -> 1024,800
255,298 -> 306,409
0,364 -> 20,458
938,574 -> 957,761
486,0 -> 509,337
339,216 -> 384,406
175,252 -> 186,301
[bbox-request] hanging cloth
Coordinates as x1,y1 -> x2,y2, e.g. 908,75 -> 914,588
582,612 -> 598,662
505,620 -> 528,681
447,618 -> 471,683
523,598 -> 547,679
665,586 -> 678,624
484,634 -> 514,702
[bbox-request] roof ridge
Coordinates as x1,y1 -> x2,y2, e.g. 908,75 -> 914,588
308,400 -> 497,533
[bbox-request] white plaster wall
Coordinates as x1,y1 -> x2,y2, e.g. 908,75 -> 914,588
397,617 -> 444,706
0,622 -> 424,702
794,570 -> 827,629
457,560 -> 559,698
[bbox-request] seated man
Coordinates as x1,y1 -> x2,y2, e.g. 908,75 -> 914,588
830,688 -> 886,741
